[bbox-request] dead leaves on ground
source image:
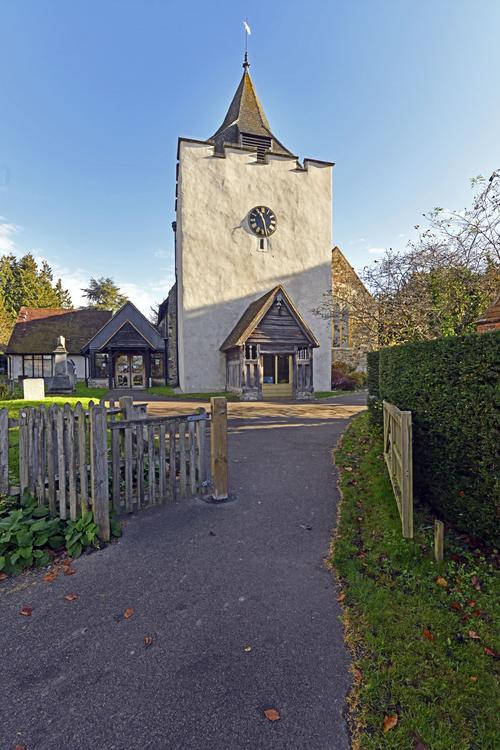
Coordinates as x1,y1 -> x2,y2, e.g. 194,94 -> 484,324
123,607 -> 135,620
435,576 -> 448,587
383,714 -> 398,732
264,708 -> 281,721
63,593 -> 78,602
422,629 -> 434,641
144,636 -> 154,648
19,606 -> 32,617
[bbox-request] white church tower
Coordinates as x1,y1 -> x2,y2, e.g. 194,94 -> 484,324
173,55 -> 333,399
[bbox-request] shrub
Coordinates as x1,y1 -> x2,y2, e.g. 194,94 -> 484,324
377,330 -> 499,544
366,350 -> 382,426
0,380 -> 22,401
348,370 -> 367,389
332,368 -> 357,390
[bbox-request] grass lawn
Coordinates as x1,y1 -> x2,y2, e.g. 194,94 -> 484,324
146,385 -> 240,401
74,382 -> 109,399
314,390 -> 344,399
332,413 -> 499,750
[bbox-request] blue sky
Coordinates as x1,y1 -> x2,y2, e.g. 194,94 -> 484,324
1,0 -> 499,313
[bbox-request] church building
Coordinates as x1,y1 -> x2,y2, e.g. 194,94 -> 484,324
166,55 -> 334,399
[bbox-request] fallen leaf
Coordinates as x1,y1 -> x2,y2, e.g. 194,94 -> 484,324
436,576 -> 448,587
19,606 -> 33,617
353,668 -> 363,684
63,593 -> 78,602
345,466 -> 353,472
484,646 -> 497,658
0,572 -> 8,581
63,566 -> 76,576
466,599 -> 476,607
264,708 -> 281,721
337,592 -> 346,602
471,575 -> 481,591
383,715 -> 398,732
43,571 -> 58,583
451,602 -> 462,610
468,630 -> 480,640
144,636 -> 153,647
414,739 -> 429,750
243,645 -> 252,652
423,629 -> 434,641
15,745 -> 27,750
469,675 -> 478,682
124,608 -> 135,620
472,609 -> 482,617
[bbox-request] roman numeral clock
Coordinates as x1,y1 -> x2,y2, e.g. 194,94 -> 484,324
248,206 -> 277,237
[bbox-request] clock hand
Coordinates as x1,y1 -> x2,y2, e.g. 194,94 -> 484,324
257,209 -> 268,236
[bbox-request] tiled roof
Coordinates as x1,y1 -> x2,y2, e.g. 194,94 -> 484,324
6,307 -> 113,354
210,67 -> 294,158
476,293 -> 500,324
220,285 -> 319,351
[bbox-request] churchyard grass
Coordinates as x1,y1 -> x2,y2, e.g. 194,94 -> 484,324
146,386 -> 240,401
74,382 -> 109,399
314,390 -> 343,399
332,413 -> 499,750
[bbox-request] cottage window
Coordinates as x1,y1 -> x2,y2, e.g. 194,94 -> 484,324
297,348 -> 310,360
151,353 -> 164,378
245,345 -> 257,360
22,354 -> 53,378
94,353 -> 109,378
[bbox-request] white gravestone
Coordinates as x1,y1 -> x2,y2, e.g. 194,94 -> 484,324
23,378 -> 45,401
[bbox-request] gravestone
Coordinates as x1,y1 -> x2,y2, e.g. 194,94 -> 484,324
46,335 -> 75,394
23,378 -> 45,401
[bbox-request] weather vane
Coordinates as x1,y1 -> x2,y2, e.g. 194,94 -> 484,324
243,19 -> 251,68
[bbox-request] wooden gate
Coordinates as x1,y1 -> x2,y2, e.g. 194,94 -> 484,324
383,400 -> 413,538
108,411 -> 208,514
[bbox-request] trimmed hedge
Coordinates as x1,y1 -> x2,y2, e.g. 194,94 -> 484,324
366,351 -> 382,425
368,331 -> 500,544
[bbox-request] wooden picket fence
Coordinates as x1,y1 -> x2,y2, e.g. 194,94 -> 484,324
383,400 -> 413,538
0,396 -> 213,543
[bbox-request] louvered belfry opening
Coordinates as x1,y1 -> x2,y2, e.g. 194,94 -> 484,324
240,133 -> 272,162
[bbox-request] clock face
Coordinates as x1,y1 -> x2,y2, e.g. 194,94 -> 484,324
248,206 -> 277,237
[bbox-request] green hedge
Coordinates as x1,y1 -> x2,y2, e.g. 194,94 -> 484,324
366,351 -> 382,426
372,331 -> 499,544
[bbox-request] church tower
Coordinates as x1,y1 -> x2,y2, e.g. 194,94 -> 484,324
174,57 -> 333,398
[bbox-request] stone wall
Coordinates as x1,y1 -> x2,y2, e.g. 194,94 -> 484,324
332,247 -> 378,372
165,283 -> 178,386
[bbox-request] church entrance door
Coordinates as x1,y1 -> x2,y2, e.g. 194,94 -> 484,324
115,353 -> 146,389
261,353 -> 293,399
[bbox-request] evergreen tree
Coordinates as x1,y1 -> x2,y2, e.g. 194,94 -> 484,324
82,277 -> 128,311
54,278 -> 72,308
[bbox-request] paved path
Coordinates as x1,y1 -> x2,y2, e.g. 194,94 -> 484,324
0,394 -> 366,750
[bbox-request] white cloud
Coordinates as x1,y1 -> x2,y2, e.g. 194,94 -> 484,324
0,217 -> 20,254
367,247 -> 385,254
348,238 -> 366,245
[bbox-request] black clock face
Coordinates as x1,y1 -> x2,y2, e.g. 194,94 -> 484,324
248,206 -> 277,237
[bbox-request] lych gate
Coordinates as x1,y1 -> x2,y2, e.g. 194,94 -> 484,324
221,285 -> 319,401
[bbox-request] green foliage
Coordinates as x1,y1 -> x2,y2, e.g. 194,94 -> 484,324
64,508 -> 99,558
375,331 -> 500,543
0,492 -> 63,575
333,414 -> 499,750
366,350 -> 382,426
0,379 -> 22,401
81,276 -> 127,311
146,386 -> 240,401
0,253 -> 72,333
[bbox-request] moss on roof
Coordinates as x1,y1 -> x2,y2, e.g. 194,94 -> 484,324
6,307 -> 113,354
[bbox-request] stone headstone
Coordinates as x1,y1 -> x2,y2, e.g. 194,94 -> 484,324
23,378 -> 45,401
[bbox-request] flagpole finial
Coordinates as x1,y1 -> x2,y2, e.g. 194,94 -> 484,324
243,19 -> 251,68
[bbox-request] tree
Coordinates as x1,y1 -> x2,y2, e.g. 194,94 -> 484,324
0,253 -> 73,342
82,277 -> 127,311
315,170 -> 500,346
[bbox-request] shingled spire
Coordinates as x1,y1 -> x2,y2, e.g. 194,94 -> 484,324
210,60 -> 294,160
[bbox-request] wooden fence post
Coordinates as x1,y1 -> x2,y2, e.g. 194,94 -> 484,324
0,409 -> 8,495
210,397 -> 228,501
90,405 -> 110,541
434,520 -> 444,562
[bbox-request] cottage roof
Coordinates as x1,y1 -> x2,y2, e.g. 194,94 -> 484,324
476,293 -> 500,325
220,285 -> 319,351
6,308 -> 113,354
210,64 -> 294,158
